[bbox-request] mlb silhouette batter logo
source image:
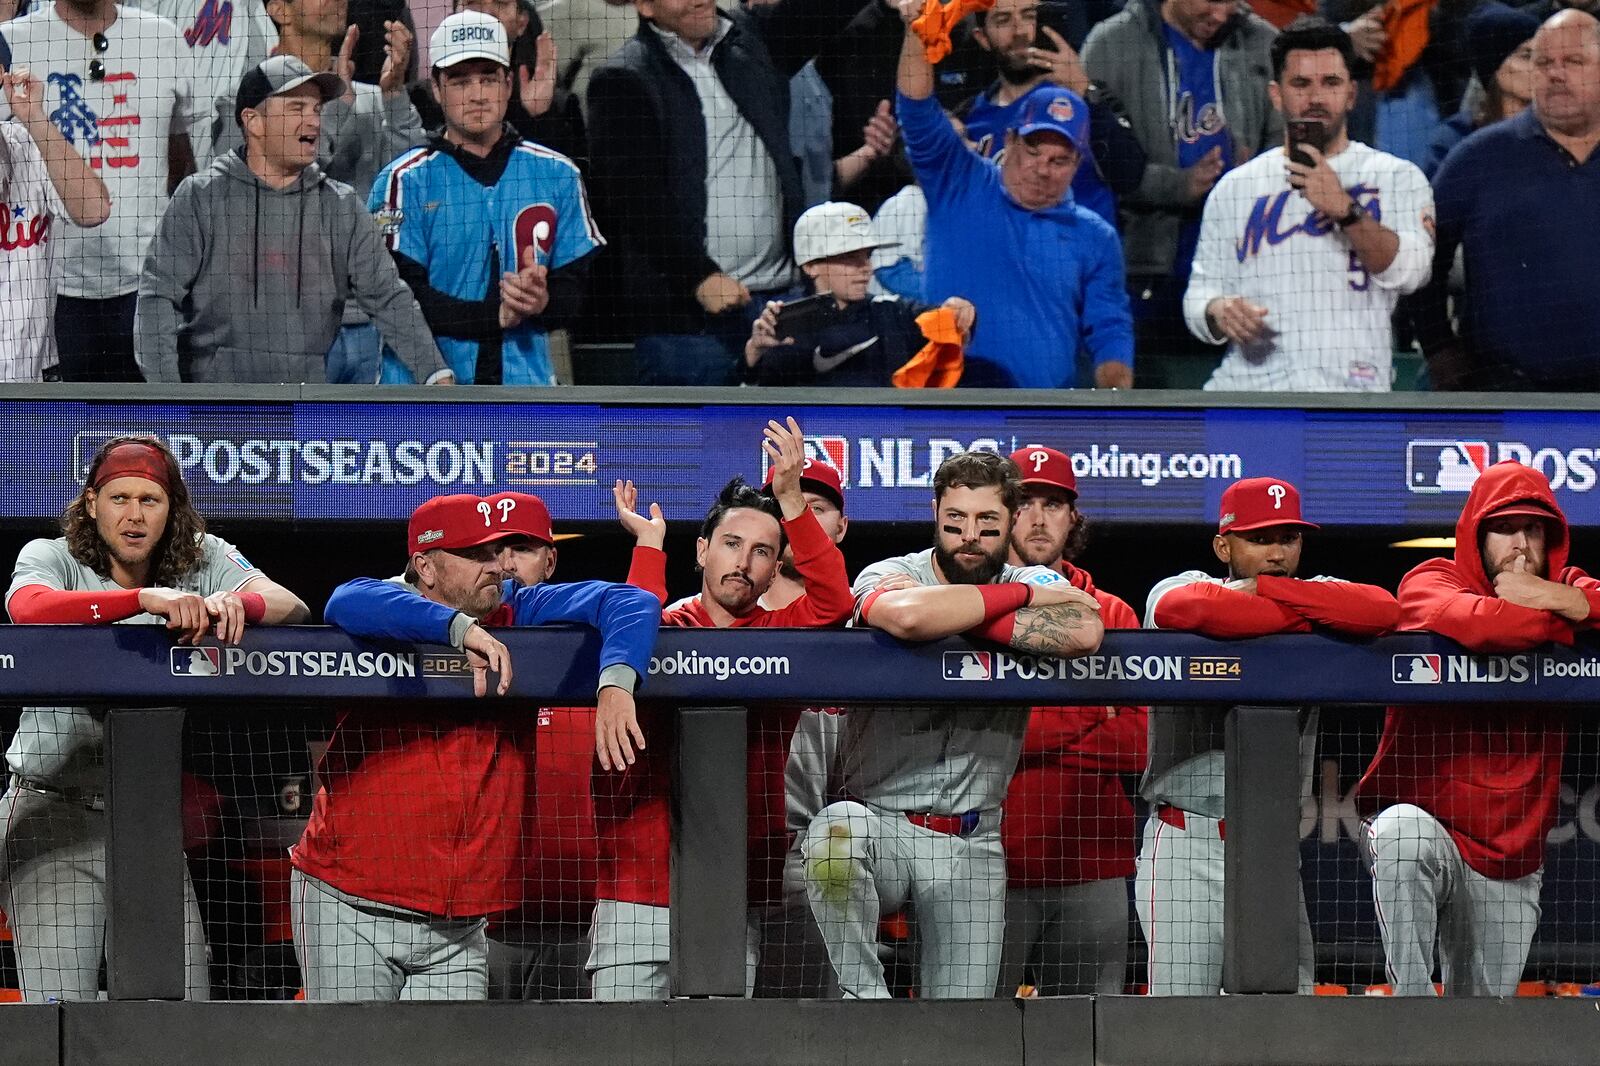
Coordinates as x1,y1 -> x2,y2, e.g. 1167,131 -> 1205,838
1392,653 -> 1441,684
171,647 -> 221,676
943,651 -> 991,681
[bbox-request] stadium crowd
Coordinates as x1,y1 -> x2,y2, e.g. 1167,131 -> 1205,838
1,430 -> 1595,1005
1,0 -> 1598,390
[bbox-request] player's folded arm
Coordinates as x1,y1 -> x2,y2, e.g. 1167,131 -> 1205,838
1150,582 -> 1310,638
236,575 -> 311,624
1005,599 -> 1105,657
324,577 -> 462,644
1255,575 -> 1400,637
1398,565 -> 1574,652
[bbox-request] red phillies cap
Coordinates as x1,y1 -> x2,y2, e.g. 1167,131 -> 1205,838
1009,444 -> 1076,500
479,491 -> 556,545
1484,500 -> 1561,522
408,493 -> 553,554
764,458 -> 845,510
1217,477 -> 1319,534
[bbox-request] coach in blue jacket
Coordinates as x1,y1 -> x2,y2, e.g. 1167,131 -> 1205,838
893,0 -> 1134,390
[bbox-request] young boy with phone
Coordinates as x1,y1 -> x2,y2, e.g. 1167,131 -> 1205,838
742,202 -> 975,386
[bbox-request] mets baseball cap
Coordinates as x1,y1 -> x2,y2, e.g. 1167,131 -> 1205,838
431,10 -> 511,70
792,202 -> 897,267
1009,445 -> 1076,501
763,458 -> 846,510
234,56 -> 346,127
1012,85 -> 1090,155
1217,477 -> 1319,534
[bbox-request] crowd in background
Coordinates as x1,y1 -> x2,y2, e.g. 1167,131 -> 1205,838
1,0 -> 1598,390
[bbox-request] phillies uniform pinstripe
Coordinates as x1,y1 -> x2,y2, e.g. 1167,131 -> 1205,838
370,134 -> 603,385
1183,143 -> 1434,391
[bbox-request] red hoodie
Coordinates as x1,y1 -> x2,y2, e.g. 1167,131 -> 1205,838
1002,562 -> 1148,887
1357,461 -> 1600,881
594,507 -> 855,908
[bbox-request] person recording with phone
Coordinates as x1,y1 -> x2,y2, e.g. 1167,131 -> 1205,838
742,201 -> 974,386
1182,18 -> 1434,392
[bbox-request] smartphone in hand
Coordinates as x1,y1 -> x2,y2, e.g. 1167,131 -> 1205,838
1286,119 -> 1325,168
774,293 -> 837,338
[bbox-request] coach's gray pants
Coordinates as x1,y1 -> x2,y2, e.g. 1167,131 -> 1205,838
998,879 -> 1129,996
1361,804 -> 1541,997
803,800 -> 1006,1000
586,899 -> 670,1001
0,783 -> 209,1002
289,869 -> 488,1001
1134,808 -> 1314,995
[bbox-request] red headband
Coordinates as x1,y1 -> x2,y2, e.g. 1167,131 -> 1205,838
92,442 -> 173,492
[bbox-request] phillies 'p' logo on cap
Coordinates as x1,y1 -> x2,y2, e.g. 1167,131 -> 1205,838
1216,477 -> 1319,533
1008,444 -> 1076,500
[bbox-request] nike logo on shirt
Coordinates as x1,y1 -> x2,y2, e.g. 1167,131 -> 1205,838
812,337 -> 878,374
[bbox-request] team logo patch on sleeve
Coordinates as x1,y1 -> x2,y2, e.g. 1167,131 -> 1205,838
227,550 -> 257,572
374,208 -> 403,236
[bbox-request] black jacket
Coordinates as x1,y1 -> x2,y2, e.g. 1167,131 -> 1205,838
583,2 -> 859,340
742,293 -> 936,387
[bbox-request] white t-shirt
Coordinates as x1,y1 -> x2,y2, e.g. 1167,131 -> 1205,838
0,121 -> 70,379
125,0 -> 277,167
1,4 -> 194,298
1183,142 -> 1434,393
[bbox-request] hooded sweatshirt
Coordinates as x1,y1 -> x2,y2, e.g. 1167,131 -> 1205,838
1004,561 -> 1149,888
135,149 -> 449,384
1357,461 -> 1600,881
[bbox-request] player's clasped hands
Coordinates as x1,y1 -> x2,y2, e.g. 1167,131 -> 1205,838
138,587 -> 214,645
463,622 -> 514,698
499,247 -> 550,329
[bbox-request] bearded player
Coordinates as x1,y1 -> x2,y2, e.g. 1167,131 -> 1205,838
1,435 -> 308,1001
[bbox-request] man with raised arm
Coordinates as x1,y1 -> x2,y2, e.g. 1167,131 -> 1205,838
802,449 -> 1105,999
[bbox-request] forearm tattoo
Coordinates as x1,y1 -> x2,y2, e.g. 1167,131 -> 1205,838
1007,601 -> 1100,657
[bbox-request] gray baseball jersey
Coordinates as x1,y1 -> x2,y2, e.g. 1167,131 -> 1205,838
1138,570 -> 1326,818
842,549 -> 1065,814
4,535 -> 262,788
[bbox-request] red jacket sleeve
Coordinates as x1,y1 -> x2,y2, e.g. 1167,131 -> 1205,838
1255,575 -> 1400,637
7,584 -> 144,625
1398,559 -> 1573,651
1151,582 -> 1312,638
625,546 -> 669,607
763,508 -> 854,628
1558,566 -> 1600,630
1023,704 -> 1149,772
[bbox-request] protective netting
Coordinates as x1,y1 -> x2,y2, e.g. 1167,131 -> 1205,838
5,0 -> 1592,390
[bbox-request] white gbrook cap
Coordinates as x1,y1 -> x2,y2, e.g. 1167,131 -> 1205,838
430,10 -> 511,70
792,201 -> 898,266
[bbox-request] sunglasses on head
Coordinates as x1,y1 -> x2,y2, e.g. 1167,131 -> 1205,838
89,32 -> 108,81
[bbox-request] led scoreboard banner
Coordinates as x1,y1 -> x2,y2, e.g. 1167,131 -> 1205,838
5,392 -> 1599,526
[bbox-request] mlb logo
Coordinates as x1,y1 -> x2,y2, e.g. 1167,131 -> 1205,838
762,435 -> 848,483
1392,654 -> 1442,684
943,651 -> 991,681
72,431 -> 154,485
1406,441 -> 1489,494
171,647 -> 221,677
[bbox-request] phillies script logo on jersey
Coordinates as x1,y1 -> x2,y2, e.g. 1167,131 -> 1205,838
1235,184 -> 1380,263
1,203 -> 50,252
184,0 -> 234,48
513,203 -> 556,269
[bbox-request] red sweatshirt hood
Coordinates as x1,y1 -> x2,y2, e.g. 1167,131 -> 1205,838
1057,560 -> 1097,594
1451,461 -> 1569,596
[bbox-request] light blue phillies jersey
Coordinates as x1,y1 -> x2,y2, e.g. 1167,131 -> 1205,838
370,136 -> 603,385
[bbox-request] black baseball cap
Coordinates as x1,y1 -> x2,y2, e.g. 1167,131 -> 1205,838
235,55 -> 346,127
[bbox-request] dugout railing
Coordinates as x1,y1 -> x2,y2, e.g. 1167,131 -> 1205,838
0,626 -> 1595,1066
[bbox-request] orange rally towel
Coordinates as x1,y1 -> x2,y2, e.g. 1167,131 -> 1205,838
1373,0 -> 1434,92
911,0 -> 996,65
893,307 -> 965,388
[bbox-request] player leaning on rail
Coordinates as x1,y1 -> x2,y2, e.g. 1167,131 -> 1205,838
1,435 -> 309,1002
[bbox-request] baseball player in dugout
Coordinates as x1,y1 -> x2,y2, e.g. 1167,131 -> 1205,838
1,435 -> 310,1002
1139,476 -> 1398,995
803,450 -> 1105,999
289,491 -> 660,1001
999,445 -> 1147,996
590,417 -> 855,1000
1356,461 -> 1600,996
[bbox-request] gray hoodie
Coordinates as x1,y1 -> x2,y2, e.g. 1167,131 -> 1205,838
1082,0 -> 1281,278
135,149 -> 449,384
